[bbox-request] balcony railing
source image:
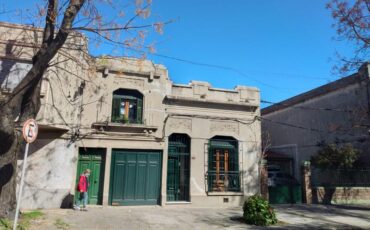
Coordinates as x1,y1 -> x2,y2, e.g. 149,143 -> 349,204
206,171 -> 241,192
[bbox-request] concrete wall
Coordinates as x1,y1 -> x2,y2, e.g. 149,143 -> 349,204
18,137 -> 77,209
262,64 -> 370,180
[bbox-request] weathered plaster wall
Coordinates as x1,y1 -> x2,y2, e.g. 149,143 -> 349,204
18,137 -> 77,209
0,22 -> 90,209
0,22 -> 91,129
80,57 -> 170,138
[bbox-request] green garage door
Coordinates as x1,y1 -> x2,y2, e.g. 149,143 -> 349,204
110,150 -> 162,205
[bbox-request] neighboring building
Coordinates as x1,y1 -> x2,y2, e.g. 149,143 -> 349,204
262,63 -> 370,180
0,22 -> 261,209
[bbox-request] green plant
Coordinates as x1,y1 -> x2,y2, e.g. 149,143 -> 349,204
21,210 -> 43,220
311,143 -> 360,169
243,195 -> 277,226
122,114 -> 129,124
0,210 -> 43,230
0,218 -> 12,229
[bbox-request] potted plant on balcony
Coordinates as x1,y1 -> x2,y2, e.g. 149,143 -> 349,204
121,115 -> 129,124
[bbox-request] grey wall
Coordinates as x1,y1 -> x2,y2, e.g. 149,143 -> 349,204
263,70 -> 370,180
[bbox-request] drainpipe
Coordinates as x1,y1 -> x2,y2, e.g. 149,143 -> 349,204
361,63 -> 370,133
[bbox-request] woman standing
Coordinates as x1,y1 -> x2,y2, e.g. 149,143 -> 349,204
74,169 -> 90,211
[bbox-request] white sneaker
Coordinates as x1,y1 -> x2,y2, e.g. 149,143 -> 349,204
74,206 -> 80,211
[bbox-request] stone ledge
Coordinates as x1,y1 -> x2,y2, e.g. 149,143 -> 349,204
164,95 -> 259,111
92,122 -> 158,134
206,192 -> 244,196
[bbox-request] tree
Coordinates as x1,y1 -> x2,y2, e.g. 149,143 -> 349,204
327,0 -> 369,74
311,142 -> 360,169
0,0 -> 165,218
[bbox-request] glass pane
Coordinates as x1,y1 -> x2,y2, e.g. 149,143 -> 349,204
208,137 -> 240,192
112,89 -> 143,124
128,100 -> 137,123
119,100 -> 125,117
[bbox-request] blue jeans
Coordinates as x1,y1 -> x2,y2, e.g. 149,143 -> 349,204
76,192 -> 88,208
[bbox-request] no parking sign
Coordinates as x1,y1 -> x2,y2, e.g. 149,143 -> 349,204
22,119 -> 38,143
14,119 -> 38,230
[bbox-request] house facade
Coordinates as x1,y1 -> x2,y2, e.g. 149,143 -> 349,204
0,22 -> 261,209
262,63 -> 370,181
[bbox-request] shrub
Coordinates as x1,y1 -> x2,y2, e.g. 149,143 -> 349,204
311,143 -> 360,169
243,195 -> 277,226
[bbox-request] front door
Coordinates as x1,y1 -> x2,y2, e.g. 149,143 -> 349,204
167,134 -> 190,201
76,148 -> 105,205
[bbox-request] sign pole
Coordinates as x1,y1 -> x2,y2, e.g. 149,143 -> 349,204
13,143 -> 30,230
13,119 -> 38,230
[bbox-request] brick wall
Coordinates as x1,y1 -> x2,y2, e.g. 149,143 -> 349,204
312,187 -> 370,204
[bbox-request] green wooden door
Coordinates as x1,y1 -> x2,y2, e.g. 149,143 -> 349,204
110,150 -> 162,206
76,148 -> 105,205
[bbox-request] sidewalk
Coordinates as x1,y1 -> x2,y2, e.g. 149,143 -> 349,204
28,204 -> 370,229
272,204 -> 370,229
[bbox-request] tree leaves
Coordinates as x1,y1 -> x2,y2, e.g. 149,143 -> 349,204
311,143 -> 360,169
327,0 -> 370,74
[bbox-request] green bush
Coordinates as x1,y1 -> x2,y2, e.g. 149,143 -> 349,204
311,143 -> 360,169
243,195 -> 277,226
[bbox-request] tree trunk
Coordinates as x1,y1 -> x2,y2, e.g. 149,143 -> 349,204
0,102 -> 20,218
0,0 -> 85,218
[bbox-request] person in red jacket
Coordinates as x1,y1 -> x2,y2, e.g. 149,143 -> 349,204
74,169 -> 91,211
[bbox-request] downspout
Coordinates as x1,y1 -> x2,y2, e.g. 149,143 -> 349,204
362,63 -> 370,132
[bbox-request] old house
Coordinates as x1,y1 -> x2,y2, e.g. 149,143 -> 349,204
0,22 -> 261,209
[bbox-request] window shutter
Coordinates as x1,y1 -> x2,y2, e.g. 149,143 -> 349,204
111,97 -> 121,122
136,98 -> 143,124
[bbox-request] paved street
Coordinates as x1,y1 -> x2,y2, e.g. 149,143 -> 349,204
28,204 -> 370,230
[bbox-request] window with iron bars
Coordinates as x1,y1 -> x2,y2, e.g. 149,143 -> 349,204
207,136 -> 240,192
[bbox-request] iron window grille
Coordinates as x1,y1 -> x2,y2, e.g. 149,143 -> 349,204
207,137 -> 241,192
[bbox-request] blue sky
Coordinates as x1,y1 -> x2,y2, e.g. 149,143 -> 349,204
0,0 -> 356,106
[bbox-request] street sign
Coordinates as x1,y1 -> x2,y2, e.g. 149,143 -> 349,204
22,119 -> 38,143
14,119 -> 38,230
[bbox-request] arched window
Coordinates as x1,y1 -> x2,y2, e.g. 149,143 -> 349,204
111,89 -> 143,124
208,136 -> 240,192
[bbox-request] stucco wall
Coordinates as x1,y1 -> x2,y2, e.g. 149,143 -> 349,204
18,137 -> 77,209
0,22 -> 90,130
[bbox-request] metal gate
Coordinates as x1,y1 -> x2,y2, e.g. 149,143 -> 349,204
167,134 -> 190,201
